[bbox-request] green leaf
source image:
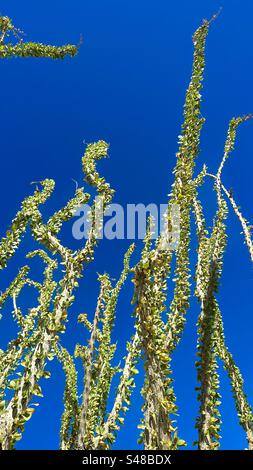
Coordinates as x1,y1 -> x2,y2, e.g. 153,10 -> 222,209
33,384 -> 43,397
177,439 -> 187,447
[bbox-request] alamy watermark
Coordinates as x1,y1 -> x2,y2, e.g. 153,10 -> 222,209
72,197 -> 180,251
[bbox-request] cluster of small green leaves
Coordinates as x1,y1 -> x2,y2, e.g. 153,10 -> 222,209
56,346 -> 79,450
166,19 -> 210,341
0,180 -> 54,269
0,15 -> 78,59
0,42 -> 78,59
133,242 -> 183,450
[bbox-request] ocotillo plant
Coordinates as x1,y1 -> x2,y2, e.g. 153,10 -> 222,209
0,12 -> 253,451
0,15 -> 78,58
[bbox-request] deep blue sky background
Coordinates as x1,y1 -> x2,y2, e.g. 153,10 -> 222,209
0,0 -> 253,450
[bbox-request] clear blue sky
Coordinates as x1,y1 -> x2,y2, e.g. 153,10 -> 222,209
0,0 -> 253,450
